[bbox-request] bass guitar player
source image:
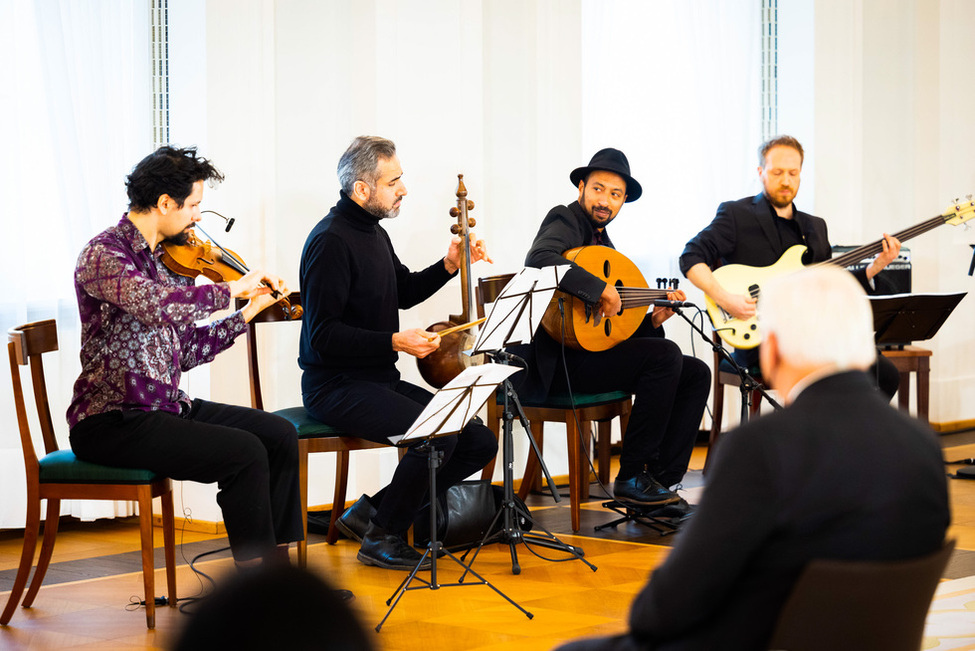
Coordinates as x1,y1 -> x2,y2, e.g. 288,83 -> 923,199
679,135 -> 901,398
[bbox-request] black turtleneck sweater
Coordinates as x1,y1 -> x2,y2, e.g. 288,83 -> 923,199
298,191 -> 455,392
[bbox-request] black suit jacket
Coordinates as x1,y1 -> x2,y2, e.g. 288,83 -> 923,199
679,193 -> 878,290
679,193 -> 833,272
625,371 -> 949,650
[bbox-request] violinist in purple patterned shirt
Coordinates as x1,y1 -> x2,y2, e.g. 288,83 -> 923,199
67,146 -> 305,574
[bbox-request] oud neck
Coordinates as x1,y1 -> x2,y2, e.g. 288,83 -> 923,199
619,287 -> 671,309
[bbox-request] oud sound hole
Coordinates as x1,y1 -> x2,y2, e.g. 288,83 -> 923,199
603,260 -> 611,277
604,320 -> 612,337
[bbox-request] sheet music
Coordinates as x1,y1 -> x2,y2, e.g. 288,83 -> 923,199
391,363 -> 521,444
472,265 -> 569,353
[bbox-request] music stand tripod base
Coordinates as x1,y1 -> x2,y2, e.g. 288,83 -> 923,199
595,500 -> 683,536
461,370 -> 597,576
376,440 -> 532,631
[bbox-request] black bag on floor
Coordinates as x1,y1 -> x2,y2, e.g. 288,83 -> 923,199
413,480 -> 532,549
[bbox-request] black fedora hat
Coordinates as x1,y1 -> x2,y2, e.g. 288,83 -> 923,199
569,148 -> 642,203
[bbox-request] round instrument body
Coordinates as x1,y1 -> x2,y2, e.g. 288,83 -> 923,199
417,321 -> 478,388
540,246 -> 649,352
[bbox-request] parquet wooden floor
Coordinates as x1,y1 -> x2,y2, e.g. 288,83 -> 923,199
3,443 -> 975,650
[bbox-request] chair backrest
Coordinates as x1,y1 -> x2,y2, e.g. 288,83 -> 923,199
236,292 -> 304,410
475,274 -> 516,318
768,538 -> 955,651
8,319 -> 61,480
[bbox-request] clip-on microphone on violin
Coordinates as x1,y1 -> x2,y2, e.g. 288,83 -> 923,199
201,210 -> 235,232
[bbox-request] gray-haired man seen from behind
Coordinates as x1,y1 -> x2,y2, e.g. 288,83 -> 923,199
555,265 -> 949,650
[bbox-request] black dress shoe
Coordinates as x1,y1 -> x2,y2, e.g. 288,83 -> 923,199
335,494 -> 376,543
613,472 -> 681,506
357,523 -> 432,571
331,589 -> 355,602
645,497 -> 695,521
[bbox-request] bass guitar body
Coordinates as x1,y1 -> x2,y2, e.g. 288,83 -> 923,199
705,195 -> 975,349
541,246 -> 656,352
705,244 -> 808,350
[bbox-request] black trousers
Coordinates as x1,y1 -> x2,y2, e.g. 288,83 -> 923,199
548,324 -> 712,488
70,400 -> 303,563
303,376 -> 498,534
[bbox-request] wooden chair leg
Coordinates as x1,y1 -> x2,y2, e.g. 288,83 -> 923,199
566,417 -> 592,533
518,423 -> 544,500
326,450 -> 351,545
297,440 -> 309,567
596,420 -> 612,485
705,380 -> 727,474
23,498 -> 60,608
136,486 -> 156,629
1,494 -> 41,625
161,488 -> 177,606
480,398 -> 503,481
750,391 -> 762,417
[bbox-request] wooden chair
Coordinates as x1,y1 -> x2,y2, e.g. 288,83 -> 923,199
476,274 -> 632,532
707,331 -> 763,472
768,538 -> 955,651
2,320 -> 176,629
239,292 -> 388,567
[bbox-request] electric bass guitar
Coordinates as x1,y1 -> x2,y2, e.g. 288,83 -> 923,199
540,246 -> 672,352
707,196 -> 975,350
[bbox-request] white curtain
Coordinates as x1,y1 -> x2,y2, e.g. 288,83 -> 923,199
581,0 -> 762,294
0,0 -> 151,527
0,0 -> 762,526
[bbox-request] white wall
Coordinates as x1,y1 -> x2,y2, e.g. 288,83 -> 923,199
169,0 -> 975,520
805,0 -> 975,423
169,0 -> 585,516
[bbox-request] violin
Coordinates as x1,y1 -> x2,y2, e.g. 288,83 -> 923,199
160,229 -> 302,320
416,174 -> 483,388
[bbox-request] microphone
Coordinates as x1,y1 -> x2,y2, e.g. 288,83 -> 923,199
655,299 -> 695,309
202,210 -> 236,232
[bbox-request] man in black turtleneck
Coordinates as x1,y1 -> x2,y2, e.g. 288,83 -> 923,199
298,136 -> 496,570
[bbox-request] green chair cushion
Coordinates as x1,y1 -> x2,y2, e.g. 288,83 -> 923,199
273,406 -> 345,439
39,450 -> 159,484
511,390 -> 631,410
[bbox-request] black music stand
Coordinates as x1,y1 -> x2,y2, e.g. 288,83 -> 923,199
377,364 -> 532,631
869,292 -> 966,349
461,266 -> 597,575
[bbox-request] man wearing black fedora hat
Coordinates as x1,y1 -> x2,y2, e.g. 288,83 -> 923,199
512,148 -> 710,509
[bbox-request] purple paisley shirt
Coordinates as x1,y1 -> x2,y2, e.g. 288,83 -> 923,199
67,216 -> 247,428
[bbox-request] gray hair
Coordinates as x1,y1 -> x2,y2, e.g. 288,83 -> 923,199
337,136 -> 397,195
759,266 -> 875,371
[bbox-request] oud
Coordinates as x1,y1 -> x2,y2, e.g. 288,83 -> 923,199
540,246 -> 671,352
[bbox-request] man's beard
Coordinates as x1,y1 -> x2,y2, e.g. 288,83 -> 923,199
364,196 -> 400,220
584,204 -> 615,229
164,229 -> 192,246
363,199 -> 399,219
765,187 -> 797,209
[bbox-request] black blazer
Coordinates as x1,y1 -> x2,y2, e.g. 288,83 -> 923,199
679,193 -> 832,272
624,371 -> 949,650
682,193 -> 888,302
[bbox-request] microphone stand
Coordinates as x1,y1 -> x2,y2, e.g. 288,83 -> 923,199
670,303 -> 781,426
